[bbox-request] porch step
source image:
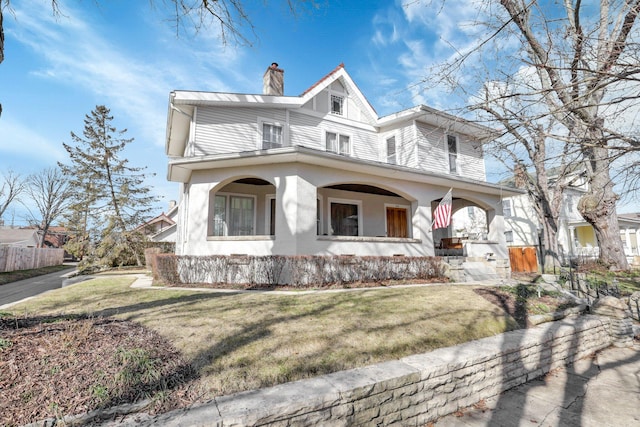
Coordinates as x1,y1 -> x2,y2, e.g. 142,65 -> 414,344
462,261 -> 500,282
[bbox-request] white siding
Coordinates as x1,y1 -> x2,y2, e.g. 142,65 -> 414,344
193,107 -> 287,155
416,122 -> 447,173
415,122 -> 486,180
289,111 -> 324,150
379,123 -> 417,168
457,134 -> 486,181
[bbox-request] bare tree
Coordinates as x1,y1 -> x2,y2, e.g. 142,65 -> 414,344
429,0 -> 640,269
0,170 -> 24,223
23,168 -> 71,247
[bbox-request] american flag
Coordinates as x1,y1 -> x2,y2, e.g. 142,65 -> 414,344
432,189 -> 452,230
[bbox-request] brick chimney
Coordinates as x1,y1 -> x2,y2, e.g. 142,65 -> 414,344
263,62 -> 284,96
514,161 -> 527,189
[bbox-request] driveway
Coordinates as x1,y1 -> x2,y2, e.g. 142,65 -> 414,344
0,266 -> 77,308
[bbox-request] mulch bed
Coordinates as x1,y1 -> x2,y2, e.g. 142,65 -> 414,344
0,315 -> 202,426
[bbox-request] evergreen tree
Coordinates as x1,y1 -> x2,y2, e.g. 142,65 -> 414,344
59,105 -> 155,268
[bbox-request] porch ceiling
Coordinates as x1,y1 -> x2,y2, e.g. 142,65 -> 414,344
167,146 -> 524,198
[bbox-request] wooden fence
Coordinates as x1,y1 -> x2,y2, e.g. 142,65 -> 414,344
0,246 -> 65,272
508,246 -> 538,273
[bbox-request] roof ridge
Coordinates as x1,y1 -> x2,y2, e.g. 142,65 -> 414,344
300,63 -> 345,96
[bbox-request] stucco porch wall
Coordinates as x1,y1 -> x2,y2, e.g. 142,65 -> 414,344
175,162 -> 507,258
151,315 -> 613,426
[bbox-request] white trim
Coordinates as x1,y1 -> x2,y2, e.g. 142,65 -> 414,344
265,194 -> 276,236
257,116 -> 286,150
385,133 -> 399,165
328,197 -> 363,236
316,196 -> 324,236
211,192 -> 258,237
446,133 -> 459,175
330,92 -> 346,116
384,203 -> 411,237
324,130 -> 352,156
502,199 -> 513,218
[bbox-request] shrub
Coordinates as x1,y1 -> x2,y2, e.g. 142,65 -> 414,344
151,255 -> 447,288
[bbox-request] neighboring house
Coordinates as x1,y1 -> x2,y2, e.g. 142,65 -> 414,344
164,63 -> 521,261
0,228 -> 40,247
498,165 -> 640,264
42,226 -> 70,248
136,201 -> 178,243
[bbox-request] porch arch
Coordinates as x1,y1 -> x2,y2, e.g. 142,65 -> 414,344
208,176 -> 276,237
317,182 -> 415,238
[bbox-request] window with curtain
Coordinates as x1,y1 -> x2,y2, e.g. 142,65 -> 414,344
212,194 -> 255,236
262,123 -> 283,149
331,202 -> 359,236
326,131 -> 351,156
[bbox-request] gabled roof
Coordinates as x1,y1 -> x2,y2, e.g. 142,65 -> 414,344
166,64 -> 498,155
618,213 -> 640,225
378,105 -> 499,142
0,228 -> 40,247
136,212 -> 176,233
299,63 -> 378,121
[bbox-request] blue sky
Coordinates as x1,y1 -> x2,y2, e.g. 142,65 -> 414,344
1,0 -> 637,225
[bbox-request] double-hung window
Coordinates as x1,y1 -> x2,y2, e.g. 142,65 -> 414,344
326,131 -> 351,156
505,230 -> 514,243
262,122 -> 283,149
447,134 -> 458,174
502,200 -> 513,218
386,136 -> 397,164
212,194 -> 256,236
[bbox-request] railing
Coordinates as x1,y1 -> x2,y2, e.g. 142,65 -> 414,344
559,268 -> 620,304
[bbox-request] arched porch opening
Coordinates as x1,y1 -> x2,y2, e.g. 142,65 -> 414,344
432,197 -> 490,255
317,183 -> 415,239
208,177 -> 276,237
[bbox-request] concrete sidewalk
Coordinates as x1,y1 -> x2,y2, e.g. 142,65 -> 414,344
435,344 -> 640,427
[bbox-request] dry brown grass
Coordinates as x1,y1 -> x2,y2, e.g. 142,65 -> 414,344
6,276 -> 519,399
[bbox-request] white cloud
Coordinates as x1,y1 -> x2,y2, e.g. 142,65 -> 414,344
7,1 -> 248,150
0,116 -> 67,165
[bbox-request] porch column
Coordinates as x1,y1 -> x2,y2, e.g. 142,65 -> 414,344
625,228 -> 633,256
275,173 -> 317,255
486,208 -> 508,259
568,226 -> 576,255
414,196 -> 434,255
636,229 -> 640,255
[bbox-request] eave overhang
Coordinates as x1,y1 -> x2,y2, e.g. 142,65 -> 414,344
165,91 -> 305,157
377,105 -> 500,142
167,146 -> 524,198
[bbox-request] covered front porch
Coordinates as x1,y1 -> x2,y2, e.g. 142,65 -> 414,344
170,147 -> 519,266
434,197 -> 506,261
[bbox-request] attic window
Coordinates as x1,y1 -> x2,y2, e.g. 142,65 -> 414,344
331,95 -> 344,115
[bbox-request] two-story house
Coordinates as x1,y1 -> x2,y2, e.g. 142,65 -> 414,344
165,63 -> 521,263
499,165 -> 640,267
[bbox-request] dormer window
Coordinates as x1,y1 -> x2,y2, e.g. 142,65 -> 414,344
331,95 -> 344,115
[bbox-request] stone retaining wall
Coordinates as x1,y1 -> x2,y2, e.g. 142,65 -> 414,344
154,315 -> 613,426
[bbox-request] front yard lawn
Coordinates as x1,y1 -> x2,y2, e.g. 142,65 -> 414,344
0,276 -> 572,424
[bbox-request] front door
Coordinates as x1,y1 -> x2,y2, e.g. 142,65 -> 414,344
386,207 -> 408,238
